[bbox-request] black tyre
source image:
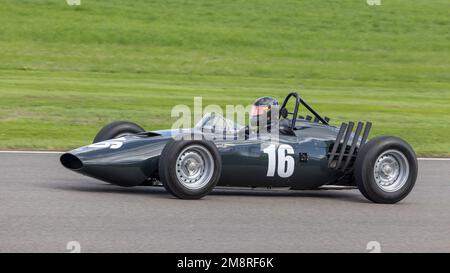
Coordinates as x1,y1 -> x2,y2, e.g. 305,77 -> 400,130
159,139 -> 222,199
93,121 -> 145,143
354,136 -> 418,204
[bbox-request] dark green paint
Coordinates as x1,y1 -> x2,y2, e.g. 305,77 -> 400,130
61,121 -> 352,189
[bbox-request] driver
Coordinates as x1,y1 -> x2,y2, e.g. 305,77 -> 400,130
250,96 -> 280,134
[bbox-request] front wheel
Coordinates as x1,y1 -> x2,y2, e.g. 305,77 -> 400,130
158,139 -> 222,199
93,121 -> 145,143
354,136 -> 418,204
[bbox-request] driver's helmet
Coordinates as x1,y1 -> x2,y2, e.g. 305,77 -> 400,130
250,96 -> 279,131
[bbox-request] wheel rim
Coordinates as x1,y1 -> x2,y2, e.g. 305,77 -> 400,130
373,149 -> 409,192
175,145 -> 214,190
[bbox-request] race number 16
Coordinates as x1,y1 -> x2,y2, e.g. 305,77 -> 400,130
263,144 -> 295,178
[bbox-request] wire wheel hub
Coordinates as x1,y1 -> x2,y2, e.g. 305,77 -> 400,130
374,149 -> 409,192
175,145 -> 214,190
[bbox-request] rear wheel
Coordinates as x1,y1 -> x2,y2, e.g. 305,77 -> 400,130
159,139 -> 222,199
93,121 -> 145,143
354,136 -> 418,204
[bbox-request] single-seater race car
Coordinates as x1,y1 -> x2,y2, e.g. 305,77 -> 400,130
60,92 -> 417,203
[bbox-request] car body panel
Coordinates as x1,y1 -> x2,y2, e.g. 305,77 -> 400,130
62,120 -> 356,189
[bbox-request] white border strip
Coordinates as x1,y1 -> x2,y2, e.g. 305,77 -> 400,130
0,150 -> 449,160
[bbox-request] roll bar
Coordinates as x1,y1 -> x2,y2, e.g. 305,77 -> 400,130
279,92 -> 329,128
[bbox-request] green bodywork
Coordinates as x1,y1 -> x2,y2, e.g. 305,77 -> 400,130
61,120 -> 352,190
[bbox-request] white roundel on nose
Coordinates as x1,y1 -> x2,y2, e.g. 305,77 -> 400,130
88,137 -> 126,150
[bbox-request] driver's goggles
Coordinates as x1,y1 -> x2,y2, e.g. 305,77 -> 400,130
251,105 -> 270,116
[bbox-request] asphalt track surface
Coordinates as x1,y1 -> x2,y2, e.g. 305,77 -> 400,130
0,152 -> 449,253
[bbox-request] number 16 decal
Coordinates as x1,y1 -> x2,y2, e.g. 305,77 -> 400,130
263,144 -> 295,178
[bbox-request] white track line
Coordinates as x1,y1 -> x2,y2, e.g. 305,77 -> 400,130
418,158 -> 450,161
0,150 -> 449,160
0,150 -> 63,154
